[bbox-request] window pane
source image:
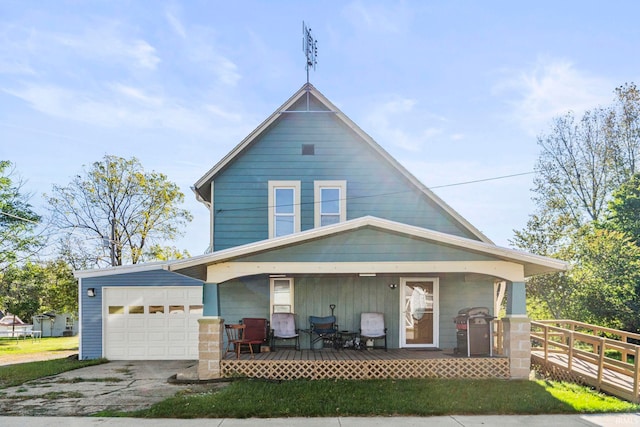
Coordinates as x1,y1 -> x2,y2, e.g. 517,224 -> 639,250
189,305 -> 203,314
321,215 -> 340,226
149,305 -> 164,314
275,216 -> 294,237
128,306 -> 144,314
321,188 -> 340,214
109,306 -> 124,315
273,279 -> 291,305
169,305 -> 185,314
275,188 -> 294,214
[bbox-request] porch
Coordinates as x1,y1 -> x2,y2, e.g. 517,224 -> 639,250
220,347 -> 510,380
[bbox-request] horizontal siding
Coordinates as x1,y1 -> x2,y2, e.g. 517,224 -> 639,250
80,270 -> 202,360
438,275 -> 494,349
214,109 -> 476,250
236,228 -> 497,263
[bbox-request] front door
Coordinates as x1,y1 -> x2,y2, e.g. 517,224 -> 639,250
400,277 -> 439,348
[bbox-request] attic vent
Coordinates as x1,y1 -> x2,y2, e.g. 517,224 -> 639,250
302,144 -> 315,155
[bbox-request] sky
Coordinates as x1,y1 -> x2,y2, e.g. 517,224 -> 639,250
1,0 -> 639,258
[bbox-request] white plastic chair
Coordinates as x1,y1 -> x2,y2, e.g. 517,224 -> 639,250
360,312 -> 387,351
271,313 -> 300,350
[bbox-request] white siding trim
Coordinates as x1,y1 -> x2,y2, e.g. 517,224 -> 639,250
268,181 -> 301,238
206,260 -> 525,283
314,180 -> 347,227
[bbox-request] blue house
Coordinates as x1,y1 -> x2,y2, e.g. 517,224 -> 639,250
75,83 -> 567,379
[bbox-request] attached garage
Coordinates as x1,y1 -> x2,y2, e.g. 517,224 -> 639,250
103,286 -> 202,360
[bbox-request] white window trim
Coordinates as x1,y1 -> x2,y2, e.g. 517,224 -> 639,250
268,181 -> 301,238
270,277 -> 295,314
314,180 -> 347,228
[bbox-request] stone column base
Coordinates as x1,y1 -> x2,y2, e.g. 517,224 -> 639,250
198,317 -> 224,380
502,316 -> 531,379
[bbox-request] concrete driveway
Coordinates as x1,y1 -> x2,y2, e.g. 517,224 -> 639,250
0,360 -> 212,416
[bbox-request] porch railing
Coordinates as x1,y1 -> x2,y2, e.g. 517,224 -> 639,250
531,319 -> 640,403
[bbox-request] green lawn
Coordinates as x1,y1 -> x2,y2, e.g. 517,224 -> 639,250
0,336 -> 79,356
103,377 -> 640,418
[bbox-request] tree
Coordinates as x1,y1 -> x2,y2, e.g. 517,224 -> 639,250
0,161 -> 42,271
571,227 -> 640,332
532,83 -> 640,230
606,173 -> 640,245
46,155 -> 192,267
0,262 -> 44,323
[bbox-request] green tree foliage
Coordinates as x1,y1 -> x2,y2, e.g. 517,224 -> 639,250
0,262 -> 44,322
571,228 -> 640,331
0,161 -> 41,271
0,260 -> 77,321
607,173 -> 640,245
46,155 -> 192,267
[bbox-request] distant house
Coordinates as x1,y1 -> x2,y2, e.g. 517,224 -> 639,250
75,83 -> 567,380
33,313 -> 78,337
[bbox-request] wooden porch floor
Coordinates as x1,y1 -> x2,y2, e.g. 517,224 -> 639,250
221,348 -> 510,380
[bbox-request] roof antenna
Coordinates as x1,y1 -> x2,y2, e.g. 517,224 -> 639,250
302,21 -> 317,85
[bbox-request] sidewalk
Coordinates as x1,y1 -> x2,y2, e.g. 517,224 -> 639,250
0,414 -> 639,426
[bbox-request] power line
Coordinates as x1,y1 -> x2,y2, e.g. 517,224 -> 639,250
216,171 -> 535,213
0,210 -> 40,225
429,171 -> 535,189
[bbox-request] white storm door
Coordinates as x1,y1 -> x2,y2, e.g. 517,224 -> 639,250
400,278 -> 439,348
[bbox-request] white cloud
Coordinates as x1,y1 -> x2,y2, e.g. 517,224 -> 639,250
165,8 -> 187,39
362,96 -> 447,152
496,57 -> 613,134
3,83 -> 244,135
342,0 -> 412,34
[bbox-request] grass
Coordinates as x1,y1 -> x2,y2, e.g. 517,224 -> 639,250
0,358 -> 107,389
0,336 -> 79,356
99,377 -> 640,418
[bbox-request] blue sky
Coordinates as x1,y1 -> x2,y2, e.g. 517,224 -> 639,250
1,1 -> 638,256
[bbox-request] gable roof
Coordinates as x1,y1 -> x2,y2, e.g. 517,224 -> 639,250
193,83 -> 492,243
168,216 -> 568,280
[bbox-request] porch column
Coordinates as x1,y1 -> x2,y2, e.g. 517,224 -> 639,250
203,283 -> 220,316
503,281 -> 531,379
198,317 -> 224,380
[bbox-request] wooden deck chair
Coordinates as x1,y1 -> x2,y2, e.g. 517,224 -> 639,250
225,324 -> 255,359
241,317 -> 269,352
271,313 -> 300,350
360,312 -> 387,351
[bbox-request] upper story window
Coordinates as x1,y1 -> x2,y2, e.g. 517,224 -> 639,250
314,181 -> 347,227
269,181 -> 301,238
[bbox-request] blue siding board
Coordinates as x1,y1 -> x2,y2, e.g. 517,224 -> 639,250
80,270 -> 202,360
213,110 -> 475,251
235,228 -> 496,263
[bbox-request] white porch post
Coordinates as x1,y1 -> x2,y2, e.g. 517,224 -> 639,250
503,281 -> 530,379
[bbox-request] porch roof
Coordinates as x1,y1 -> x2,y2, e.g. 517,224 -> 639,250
168,216 -> 568,281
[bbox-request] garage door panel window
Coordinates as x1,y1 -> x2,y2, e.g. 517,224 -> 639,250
170,305 -> 185,314
189,305 -> 203,314
129,305 -> 144,314
149,305 -> 164,314
109,306 -> 124,315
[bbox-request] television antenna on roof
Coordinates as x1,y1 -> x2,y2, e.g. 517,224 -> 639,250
302,21 -> 317,83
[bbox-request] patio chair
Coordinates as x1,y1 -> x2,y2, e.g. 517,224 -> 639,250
241,317 -> 269,352
271,313 -> 300,350
225,324 -> 257,359
360,312 -> 387,351
309,315 -> 338,350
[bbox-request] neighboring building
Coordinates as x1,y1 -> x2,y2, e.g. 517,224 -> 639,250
75,83 -> 567,379
33,313 -> 78,337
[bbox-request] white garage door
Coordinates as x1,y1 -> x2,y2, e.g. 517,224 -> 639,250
104,286 -> 202,360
